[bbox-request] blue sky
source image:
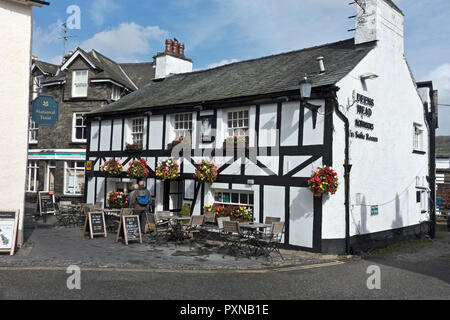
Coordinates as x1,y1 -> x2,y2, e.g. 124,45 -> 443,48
33,0 -> 450,135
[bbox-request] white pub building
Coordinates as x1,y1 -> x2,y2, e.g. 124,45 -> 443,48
84,0 -> 437,253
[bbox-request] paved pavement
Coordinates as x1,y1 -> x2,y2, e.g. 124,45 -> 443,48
0,205 -> 448,300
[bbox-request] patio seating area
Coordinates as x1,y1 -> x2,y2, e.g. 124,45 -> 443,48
46,200 -> 287,260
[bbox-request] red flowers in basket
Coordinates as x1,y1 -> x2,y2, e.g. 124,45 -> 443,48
308,166 -> 339,198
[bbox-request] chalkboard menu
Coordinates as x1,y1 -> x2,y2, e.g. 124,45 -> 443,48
38,192 -> 55,215
83,211 -> 107,239
115,215 -> 142,245
0,210 -> 19,255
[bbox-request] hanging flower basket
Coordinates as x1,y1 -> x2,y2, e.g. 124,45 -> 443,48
100,158 -> 123,176
155,158 -> 179,181
107,190 -> 129,208
167,136 -> 191,150
308,166 -> 339,198
194,160 -> 218,185
127,158 -> 149,180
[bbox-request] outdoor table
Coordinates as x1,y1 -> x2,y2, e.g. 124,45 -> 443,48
239,223 -> 271,256
160,216 -> 191,241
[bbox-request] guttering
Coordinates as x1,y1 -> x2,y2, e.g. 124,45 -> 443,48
331,87 -> 352,254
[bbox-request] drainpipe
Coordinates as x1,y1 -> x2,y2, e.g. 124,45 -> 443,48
331,89 -> 352,254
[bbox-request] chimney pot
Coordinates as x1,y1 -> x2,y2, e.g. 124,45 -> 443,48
172,39 -> 179,56
317,56 -> 325,73
179,43 -> 185,56
165,39 -> 173,53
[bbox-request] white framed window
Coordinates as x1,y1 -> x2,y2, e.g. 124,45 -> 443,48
213,190 -> 254,210
33,75 -> 43,100
227,109 -> 249,138
413,123 -> 424,152
26,161 -> 39,192
72,70 -> 88,97
72,113 -> 87,143
111,85 -> 121,101
174,113 -> 193,139
46,161 -> 56,192
64,161 -> 85,195
131,118 -> 145,145
29,117 -> 38,144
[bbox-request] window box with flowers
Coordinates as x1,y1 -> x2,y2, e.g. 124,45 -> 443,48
222,136 -> 249,149
107,190 -> 129,208
125,142 -> 143,151
194,160 -> 218,185
127,158 -> 149,180
308,166 -> 339,198
167,135 -> 191,150
100,158 -> 123,176
155,158 -> 179,181
203,204 -> 253,222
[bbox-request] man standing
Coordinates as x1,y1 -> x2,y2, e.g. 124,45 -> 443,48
132,181 -> 151,233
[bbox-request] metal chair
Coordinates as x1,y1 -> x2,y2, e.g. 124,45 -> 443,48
94,202 -> 103,209
147,212 -> 171,239
265,217 -> 281,224
183,215 -> 204,239
258,221 -> 285,260
217,217 -> 230,236
120,208 -> 134,216
221,220 -> 249,256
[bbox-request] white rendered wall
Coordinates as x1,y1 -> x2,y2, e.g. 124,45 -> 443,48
155,55 -> 193,79
323,37 -> 429,240
0,1 -> 33,246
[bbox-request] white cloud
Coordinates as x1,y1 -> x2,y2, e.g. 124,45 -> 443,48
206,58 -> 239,69
89,0 -> 119,27
426,64 -> 450,136
81,22 -> 169,62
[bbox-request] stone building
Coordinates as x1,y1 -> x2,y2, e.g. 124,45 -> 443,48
27,39 -> 192,202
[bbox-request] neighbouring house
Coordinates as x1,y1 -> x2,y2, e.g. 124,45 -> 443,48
84,0 -> 437,253
436,154 -> 449,216
0,0 -> 49,246
26,39 -> 191,203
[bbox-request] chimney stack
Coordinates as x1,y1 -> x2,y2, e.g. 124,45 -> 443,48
155,38 -> 193,79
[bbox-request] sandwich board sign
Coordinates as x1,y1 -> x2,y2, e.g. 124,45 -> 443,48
38,191 -> 55,216
115,215 -> 142,245
83,211 -> 107,239
0,210 -> 19,255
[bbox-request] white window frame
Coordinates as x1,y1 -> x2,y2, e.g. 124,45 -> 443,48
111,85 -> 121,101
33,75 -> 44,100
64,161 -> 85,195
173,112 -> 193,139
128,117 -> 145,146
26,161 -> 39,193
29,116 -> 38,144
227,109 -> 249,138
72,70 -> 88,98
72,113 -> 87,143
45,161 -> 57,192
213,189 -> 254,209
413,123 -> 424,152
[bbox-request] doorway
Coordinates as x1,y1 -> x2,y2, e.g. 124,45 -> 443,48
163,180 -> 183,214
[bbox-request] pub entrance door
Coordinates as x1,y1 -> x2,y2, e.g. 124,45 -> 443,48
163,180 -> 183,215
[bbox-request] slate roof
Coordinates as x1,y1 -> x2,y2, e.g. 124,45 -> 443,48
89,38 -> 372,116
41,48 -> 154,90
33,60 -> 59,76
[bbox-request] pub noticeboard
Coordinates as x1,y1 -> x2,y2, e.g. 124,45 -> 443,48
0,210 -> 19,256
38,191 -> 55,216
83,211 -> 107,239
115,215 -> 142,245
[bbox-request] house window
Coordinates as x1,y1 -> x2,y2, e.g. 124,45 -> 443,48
72,113 -> 87,142
33,75 -> 43,100
131,118 -> 145,145
213,190 -> 254,211
111,85 -> 121,101
46,161 -> 56,192
174,113 -> 193,139
227,110 -> 249,138
413,123 -> 424,152
64,161 -> 85,195
72,70 -> 88,97
29,117 -> 38,144
26,161 -> 39,192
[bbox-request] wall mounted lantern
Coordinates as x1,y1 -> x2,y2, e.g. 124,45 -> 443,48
299,76 -> 321,129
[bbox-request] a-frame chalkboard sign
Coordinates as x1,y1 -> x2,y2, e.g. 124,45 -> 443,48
115,215 -> 142,245
0,209 -> 19,256
38,191 -> 55,216
83,211 -> 107,239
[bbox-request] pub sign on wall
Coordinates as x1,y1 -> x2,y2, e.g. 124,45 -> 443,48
32,96 -> 59,126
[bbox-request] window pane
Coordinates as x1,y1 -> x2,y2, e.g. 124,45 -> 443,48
223,193 -> 230,203
240,193 -> 248,204
232,193 -> 239,203
249,194 -> 254,205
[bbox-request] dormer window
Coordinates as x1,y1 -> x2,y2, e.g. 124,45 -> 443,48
72,70 -> 88,97
111,85 -> 121,101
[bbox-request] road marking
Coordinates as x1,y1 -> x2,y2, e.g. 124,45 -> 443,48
0,260 -> 345,274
